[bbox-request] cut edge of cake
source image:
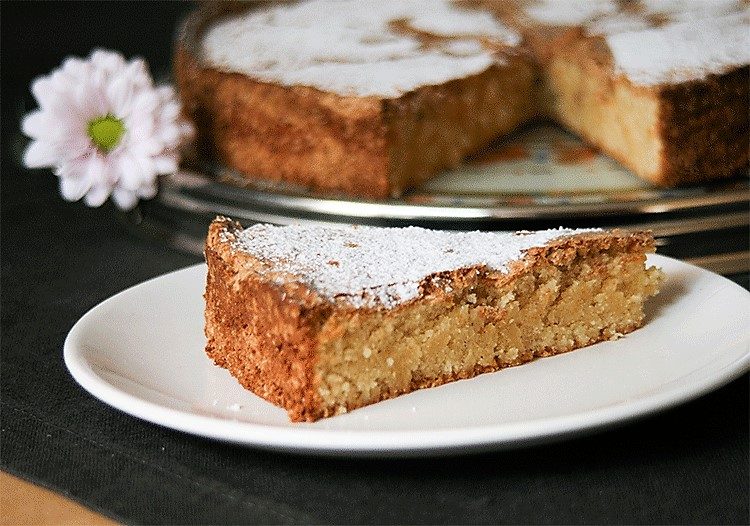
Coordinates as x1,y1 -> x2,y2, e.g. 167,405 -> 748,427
204,217 -> 663,422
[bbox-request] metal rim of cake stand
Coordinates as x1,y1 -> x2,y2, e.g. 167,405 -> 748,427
122,167 -> 750,276
163,166 -> 750,222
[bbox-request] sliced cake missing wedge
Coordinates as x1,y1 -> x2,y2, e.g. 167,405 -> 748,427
177,1 -> 748,197
204,218 -> 662,422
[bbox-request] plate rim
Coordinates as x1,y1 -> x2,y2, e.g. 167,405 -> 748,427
63,255 -> 750,457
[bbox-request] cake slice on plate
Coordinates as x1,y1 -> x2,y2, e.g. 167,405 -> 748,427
204,217 -> 662,422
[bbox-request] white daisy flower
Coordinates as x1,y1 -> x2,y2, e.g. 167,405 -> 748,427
22,49 -> 193,210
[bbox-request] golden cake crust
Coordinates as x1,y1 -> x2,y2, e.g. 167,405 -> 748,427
176,42 -> 538,197
204,218 -> 659,421
658,66 -> 749,186
204,219 -> 326,418
176,46 -> 392,197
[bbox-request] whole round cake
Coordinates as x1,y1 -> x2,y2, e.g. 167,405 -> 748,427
175,0 -> 750,197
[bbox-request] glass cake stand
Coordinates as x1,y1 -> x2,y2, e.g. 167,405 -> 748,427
122,125 -> 750,276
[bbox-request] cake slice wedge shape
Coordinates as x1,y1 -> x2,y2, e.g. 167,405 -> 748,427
204,218 -> 662,422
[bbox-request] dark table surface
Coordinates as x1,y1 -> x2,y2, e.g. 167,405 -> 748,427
2,2 -> 748,524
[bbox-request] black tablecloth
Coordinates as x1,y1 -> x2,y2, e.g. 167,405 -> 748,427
2,3 -> 748,524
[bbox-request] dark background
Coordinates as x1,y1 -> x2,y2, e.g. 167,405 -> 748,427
2,2 -> 748,524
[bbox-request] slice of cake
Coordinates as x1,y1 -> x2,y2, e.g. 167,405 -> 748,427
204,217 -> 662,421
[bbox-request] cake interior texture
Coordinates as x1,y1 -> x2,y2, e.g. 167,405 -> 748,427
204,219 -> 662,421
314,240 -> 660,416
539,26 -> 749,186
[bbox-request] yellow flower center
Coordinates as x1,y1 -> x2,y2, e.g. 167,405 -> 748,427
88,114 -> 125,153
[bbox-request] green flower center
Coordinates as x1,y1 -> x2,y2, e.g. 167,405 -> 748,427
87,114 -> 125,153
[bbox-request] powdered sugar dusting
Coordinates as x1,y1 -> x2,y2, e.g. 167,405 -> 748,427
605,11 -> 750,86
524,0 -> 618,26
524,0 -> 749,86
200,0 -> 519,98
225,223 -> 599,309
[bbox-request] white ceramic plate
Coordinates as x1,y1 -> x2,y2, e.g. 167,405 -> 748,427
64,255 -> 750,457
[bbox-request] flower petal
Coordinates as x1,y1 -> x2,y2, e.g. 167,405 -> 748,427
152,154 -> 178,174
59,173 -> 91,202
84,184 -> 111,207
138,182 -> 158,200
131,122 -> 158,146
106,74 -> 133,117
119,154 -> 155,191
86,153 -> 116,185
65,136 -> 95,162
158,124 -> 181,147
61,57 -> 90,80
116,153 -> 144,190
156,85 -> 176,103
21,110 -> 51,139
91,49 -> 126,74
30,77 -> 59,109
111,187 -> 138,210
180,121 -> 196,141
124,58 -> 152,89
131,90 -> 159,115
23,140 -> 59,168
